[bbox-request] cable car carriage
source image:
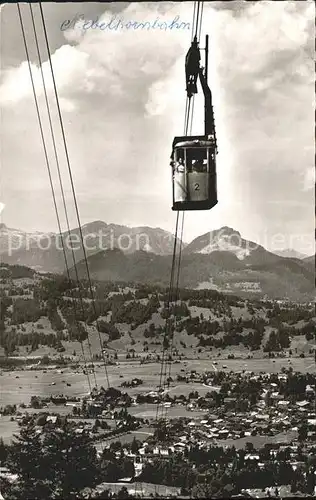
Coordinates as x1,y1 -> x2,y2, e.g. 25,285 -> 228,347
170,34 -> 218,211
171,134 -> 217,211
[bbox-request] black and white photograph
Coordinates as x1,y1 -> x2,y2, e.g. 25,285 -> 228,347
0,1 -> 315,498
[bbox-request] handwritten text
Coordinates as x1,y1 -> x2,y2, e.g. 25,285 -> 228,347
61,15 -> 190,32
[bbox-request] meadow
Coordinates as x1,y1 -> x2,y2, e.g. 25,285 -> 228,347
1,357 -> 313,446
1,357 -> 314,407
88,482 -> 181,497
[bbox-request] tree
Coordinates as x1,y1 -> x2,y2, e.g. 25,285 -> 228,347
6,420 -> 101,499
298,423 -> 308,441
30,396 -> 42,409
93,489 -> 112,499
41,422 -> 100,498
192,481 -> 217,498
36,414 -> 48,426
6,423 -> 51,499
245,442 -> 255,453
0,437 -> 8,465
117,486 -> 130,499
131,436 -> 139,454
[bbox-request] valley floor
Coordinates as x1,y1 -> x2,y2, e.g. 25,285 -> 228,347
1,357 -> 315,408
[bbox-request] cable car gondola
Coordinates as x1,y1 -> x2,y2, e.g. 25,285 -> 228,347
171,35 -> 218,211
171,134 -> 217,211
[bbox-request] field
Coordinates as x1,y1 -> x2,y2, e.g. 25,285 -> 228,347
218,430 -> 298,450
1,355 -> 314,445
94,428 -> 155,451
0,416 -> 20,444
90,482 -> 181,497
1,357 -> 314,407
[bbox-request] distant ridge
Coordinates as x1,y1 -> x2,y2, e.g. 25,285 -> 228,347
0,221 -> 183,272
274,248 -> 309,260
0,221 -> 314,301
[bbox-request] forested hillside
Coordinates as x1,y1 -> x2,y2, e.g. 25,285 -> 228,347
0,264 -> 314,362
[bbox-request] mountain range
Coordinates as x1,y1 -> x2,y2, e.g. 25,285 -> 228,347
0,221 -> 182,272
0,222 -> 314,301
273,248 -> 309,260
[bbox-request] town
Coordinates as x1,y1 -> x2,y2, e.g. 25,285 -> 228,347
1,355 -> 316,497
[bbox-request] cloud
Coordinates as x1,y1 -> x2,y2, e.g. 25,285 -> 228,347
1,1 -> 314,253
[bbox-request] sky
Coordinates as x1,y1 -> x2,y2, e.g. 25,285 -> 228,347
0,1 -> 315,255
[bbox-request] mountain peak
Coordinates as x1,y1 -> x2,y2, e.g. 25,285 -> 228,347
185,226 -> 252,261
81,220 -> 108,230
212,226 -> 241,237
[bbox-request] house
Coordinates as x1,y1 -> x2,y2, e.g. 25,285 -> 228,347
224,397 -> 237,409
218,429 -> 229,437
296,400 -> 310,409
174,442 -> 186,451
271,392 -> 284,401
290,461 -> 306,471
0,467 -> 18,484
65,402 -> 81,408
307,431 -> 316,441
306,385 -> 315,394
47,415 -> 58,424
256,414 -> 269,421
245,454 -> 259,461
160,449 -> 169,456
277,400 -> 290,408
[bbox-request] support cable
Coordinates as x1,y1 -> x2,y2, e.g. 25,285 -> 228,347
156,91 -> 192,417
155,211 -> 180,421
29,3 -> 98,388
38,2 -> 110,389
17,4 -> 92,392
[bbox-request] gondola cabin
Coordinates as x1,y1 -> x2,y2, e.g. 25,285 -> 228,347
171,135 -> 217,211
